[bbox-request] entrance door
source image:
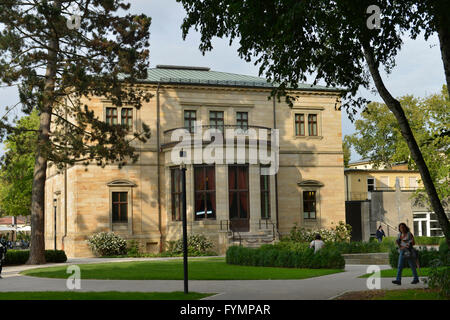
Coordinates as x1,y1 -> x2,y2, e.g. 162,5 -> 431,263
229,165 -> 249,232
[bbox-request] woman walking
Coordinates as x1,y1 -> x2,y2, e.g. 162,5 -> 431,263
392,223 -> 419,285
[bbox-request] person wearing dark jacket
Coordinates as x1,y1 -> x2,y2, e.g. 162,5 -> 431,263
0,239 -> 7,279
376,226 -> 386,243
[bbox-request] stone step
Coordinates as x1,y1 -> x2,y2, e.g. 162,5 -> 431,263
342,253 -> 390,265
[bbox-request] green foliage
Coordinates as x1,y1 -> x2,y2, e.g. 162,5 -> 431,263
345,89 -> 450,201
414,236 -> 445,245
166,234 -> 215,256
287,221 -> 352,243
328,241 -> 384,254
226,244 -> 345,269
342,139 -> 351,168
87,232 -> 127,257
424,260 -> 450,298
0,111 -> 39,216
388,246 -> 445,269
4,249 -> 66,265
126,240 -> 141,257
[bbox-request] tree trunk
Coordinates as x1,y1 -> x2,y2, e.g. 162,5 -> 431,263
362,43 -> 450,247
435,1 -> 450,97
26,1 -> 60,264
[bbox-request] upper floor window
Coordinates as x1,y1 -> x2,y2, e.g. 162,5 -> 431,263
303,191 -> 316,219
308,114 -> 318,136
194,165 -> 216,220
210,111 -> 224,132
236,112 -> 248,130
121,108 -> 133,130
184,110 -> 196,133
295,113 -> 305,136
106,107 -> 118,125
367,178 -> 375,191
112,192 -> 128,223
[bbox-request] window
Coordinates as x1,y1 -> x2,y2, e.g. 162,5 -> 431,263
367,178 -> 375,191
194,165 -> 216,220
303,191 -> 316,219
210,111 -> 224,132
414,212 -> 443,237
112,192 -> 128,223
171,167 -> 182,221
308,114 -> 318,136
184,110 -> 196,133
295,114 -> 305,136
396,176 -> 405,189
229,165 -> 249,221
106,107 -> 118,125
260,168 -> 270,219
236,112 -> 248,130
409,177 -> 418,190
121,108 -> 133,130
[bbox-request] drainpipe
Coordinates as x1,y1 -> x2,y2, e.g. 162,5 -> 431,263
273,95 -> 280,236
157,83 -> 162,252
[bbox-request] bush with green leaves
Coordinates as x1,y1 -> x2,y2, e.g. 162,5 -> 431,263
226,244 -> 345,269
4,250 -> 66,265
424,260 -> 450,298
126,239 -> 141,257
388,246 -> 443,268
87,232 -> 127,257
166,234 -> 215,256
328,241 -> 385,254
287,221 -> 351,243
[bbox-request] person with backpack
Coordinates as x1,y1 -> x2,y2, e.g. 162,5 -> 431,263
0,238 -> 7,279
392,223 -> 419,285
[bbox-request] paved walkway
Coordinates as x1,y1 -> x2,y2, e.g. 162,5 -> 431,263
0,258 -> 428,300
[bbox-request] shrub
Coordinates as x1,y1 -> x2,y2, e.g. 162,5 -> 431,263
328,241 -> 384,254
287,221 -> 351,243
4,250 -> 67,265
166,234 -> 215,256
414,236 -> 444,245
226,244 -> 345,269
87,232 -> 127,257
127,240 -> 141,257
424,259 -> 450,298
388,246 -> 442,268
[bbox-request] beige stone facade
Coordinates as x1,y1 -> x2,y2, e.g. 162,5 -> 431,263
44,67 -> 346,257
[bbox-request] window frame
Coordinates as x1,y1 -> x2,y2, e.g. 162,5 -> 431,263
194,165 -> 216,221
228,164 -> 250,221
184,110 -> 197,133
295,113 -> 305,136
111,191 -> 128,223
236,111 -> 249,130
106,107 -> 118,125
303,190 -> 317,220
308,114 -> 318,136
260,167 -> 271,220
170,167 -> 182,221
209,110 -> 224,132
121,107 -> 133,130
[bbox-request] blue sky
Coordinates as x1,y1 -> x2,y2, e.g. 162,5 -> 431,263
0,0 -> 446,161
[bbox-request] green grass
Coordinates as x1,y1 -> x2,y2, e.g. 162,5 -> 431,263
0,291 -> 212,300
374,289 -> 447,300
359,267 -> 432,278
21,257 -> 343,280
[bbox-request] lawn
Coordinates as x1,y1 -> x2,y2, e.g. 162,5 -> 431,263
336,289 -> 447,300
359,267 -> 432,278
0,291 -> 212,300
21,257 -> 343,280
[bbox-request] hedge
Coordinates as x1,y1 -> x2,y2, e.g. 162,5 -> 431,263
226,245 -> 345,269
328,241 -> 385,254
388,241 -> 449,269
4,250 -> 67,266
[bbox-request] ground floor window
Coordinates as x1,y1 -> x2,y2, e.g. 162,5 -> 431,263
303,191 -> 316,220
171,167 -> 182,221
260,168 -> 270,219
413,212 -> 443,237
112,192 -> 128,223
229,165 -> 249,221
194,165 -> 216,220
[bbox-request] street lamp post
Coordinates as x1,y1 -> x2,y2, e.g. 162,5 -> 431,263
53,198 -> 57,250
180,149 -> 188,294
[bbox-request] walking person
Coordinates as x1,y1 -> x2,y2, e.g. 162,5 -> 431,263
0,238 -> 7,279
309,234 -> 325,253
392,223 -> 419,285
376,225 -> 386,243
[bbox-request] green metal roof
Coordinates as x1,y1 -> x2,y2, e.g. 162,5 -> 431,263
137,65 -> 340,92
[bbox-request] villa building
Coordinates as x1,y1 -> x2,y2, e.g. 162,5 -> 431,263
44,65 -> 346,257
